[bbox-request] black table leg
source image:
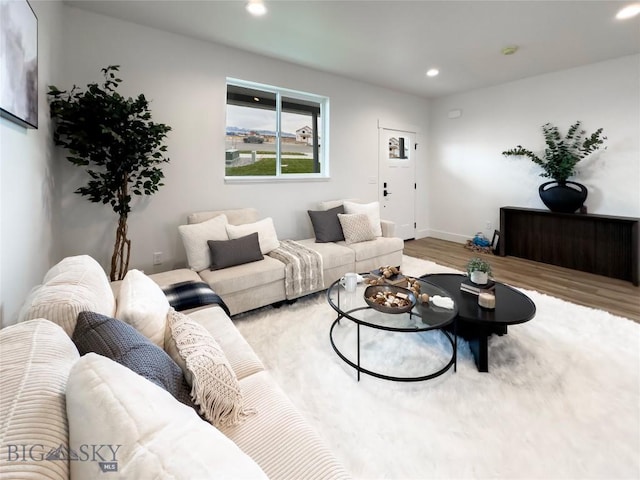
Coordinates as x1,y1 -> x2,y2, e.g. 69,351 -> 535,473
448,321 -> 499,373
453,319 -> 457,373
468,334 -> 489,372
357,323 -> 360,382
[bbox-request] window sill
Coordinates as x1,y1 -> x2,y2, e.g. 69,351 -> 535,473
224,175 -> 331,184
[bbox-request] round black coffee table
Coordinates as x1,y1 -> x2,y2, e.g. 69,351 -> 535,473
420,273 -> 536,372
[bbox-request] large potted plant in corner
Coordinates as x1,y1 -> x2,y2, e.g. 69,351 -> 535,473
48,66 -> 171,280
502,121 -> 606,213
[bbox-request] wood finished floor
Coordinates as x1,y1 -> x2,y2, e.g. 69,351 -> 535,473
404,237 -> 640,323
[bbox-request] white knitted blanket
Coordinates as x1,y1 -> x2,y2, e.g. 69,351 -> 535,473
268,240 -> 324,299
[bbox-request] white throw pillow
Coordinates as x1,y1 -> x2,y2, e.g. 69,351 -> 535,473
165,308 -> 254,427
178,214 -> 228,272
226,217 -> 280,254
338,213 -> 377,244
1,319 -> 79,480
116,269 -> 169,348
18,255 -> 115,336
66,353 -> 268,480
343,201 -> 382,237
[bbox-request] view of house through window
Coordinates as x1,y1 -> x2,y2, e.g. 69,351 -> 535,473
225,80 -> 328,178
388,136 -> 409,159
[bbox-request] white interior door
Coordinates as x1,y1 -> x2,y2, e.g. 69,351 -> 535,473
379,128 -> 416,240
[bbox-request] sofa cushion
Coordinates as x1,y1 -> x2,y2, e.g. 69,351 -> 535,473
188,208 -> 259,226
0,319 -> 79,480
18,255 -> 115,336
308,205 -> 345,242
66,353 -> 268,479
179,214 -> 229,272
344,200 -> 383,237
338,213 -> 377,244
226,217 -> 280,254
380,219 -> 396,238
220,371 -> 350,480
148,268 -> 202,286
296,238 -> 355,270
111,268 -> 203,302
116,269 -> 169,348
165,309 -> 254,427
339,236 -> 405,261
185,307 -> 265,380
199,255 -> 285,296
208,232 -> 264,270
318,198 -> 359,211
72,311 -> 196,410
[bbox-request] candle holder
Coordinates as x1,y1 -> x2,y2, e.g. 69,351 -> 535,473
478,292 -> 496,310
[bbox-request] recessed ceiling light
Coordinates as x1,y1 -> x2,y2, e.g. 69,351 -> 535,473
246,0 -> 267,16
426,69 -> 439,77
616,3 -> 640,19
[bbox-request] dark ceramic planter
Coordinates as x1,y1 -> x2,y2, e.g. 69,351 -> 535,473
538,181 -> 588,213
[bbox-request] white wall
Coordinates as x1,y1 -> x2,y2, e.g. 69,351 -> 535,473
4,6 -> 633,327
56,6 -> 430,275
428,55 -> 640,242
0,0 -> 63,327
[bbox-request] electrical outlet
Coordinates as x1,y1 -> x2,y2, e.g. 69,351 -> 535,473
153,252 -> 162,265
485,221 -> 492,231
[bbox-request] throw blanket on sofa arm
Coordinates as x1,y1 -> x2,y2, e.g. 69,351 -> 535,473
162,281 -> 230,316
268,240 -> 324,299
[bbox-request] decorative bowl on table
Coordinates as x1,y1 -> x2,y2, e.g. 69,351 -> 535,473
364,285 -> 417,314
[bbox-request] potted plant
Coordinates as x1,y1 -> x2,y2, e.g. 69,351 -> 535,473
48,66 -> 171,280
466,257 -> 492,285
502,121 -> 606,213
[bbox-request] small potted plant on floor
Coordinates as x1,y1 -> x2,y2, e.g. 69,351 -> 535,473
466,257 -> 492,285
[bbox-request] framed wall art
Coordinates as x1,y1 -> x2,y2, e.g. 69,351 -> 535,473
0,0 -> 38,129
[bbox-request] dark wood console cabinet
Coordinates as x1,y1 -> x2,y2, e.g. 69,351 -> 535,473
499,207 -> 639,285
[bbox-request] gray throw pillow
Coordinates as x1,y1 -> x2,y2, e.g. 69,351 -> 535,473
72,311 -> 196,411
308,205 -> 345,242
207,232 -> 264,271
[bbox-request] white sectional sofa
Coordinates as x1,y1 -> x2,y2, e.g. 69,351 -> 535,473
1,255 -> 349,479
182,201 -> 404,315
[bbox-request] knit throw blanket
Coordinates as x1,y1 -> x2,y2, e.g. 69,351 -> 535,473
268,240 -> 324,299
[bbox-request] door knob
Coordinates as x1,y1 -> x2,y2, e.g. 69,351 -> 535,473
383,189 -> 391,197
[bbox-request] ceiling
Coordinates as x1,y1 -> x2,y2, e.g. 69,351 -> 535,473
66,0 -> 640,99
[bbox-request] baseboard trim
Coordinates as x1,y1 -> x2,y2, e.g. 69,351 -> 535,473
415,228 -> 430,239
424,230 -> 469,244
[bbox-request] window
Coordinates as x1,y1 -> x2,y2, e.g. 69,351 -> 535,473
225,79 -> 329,180
388,136 -> 409,159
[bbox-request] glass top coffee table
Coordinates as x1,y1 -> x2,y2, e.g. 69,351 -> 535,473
327,276 -> 458,382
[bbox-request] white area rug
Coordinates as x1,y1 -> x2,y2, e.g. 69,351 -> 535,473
234,256 -> 640,479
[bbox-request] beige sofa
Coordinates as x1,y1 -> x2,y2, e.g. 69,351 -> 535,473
2,255 -> 349,479
185,201 -> 404,315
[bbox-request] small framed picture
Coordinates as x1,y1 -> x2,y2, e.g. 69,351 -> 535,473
491,230 -> 500,254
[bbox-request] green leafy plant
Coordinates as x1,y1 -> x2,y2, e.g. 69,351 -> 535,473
48,66 -> 171,280
502,121 -> 606,183
466,257 -> 492,277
